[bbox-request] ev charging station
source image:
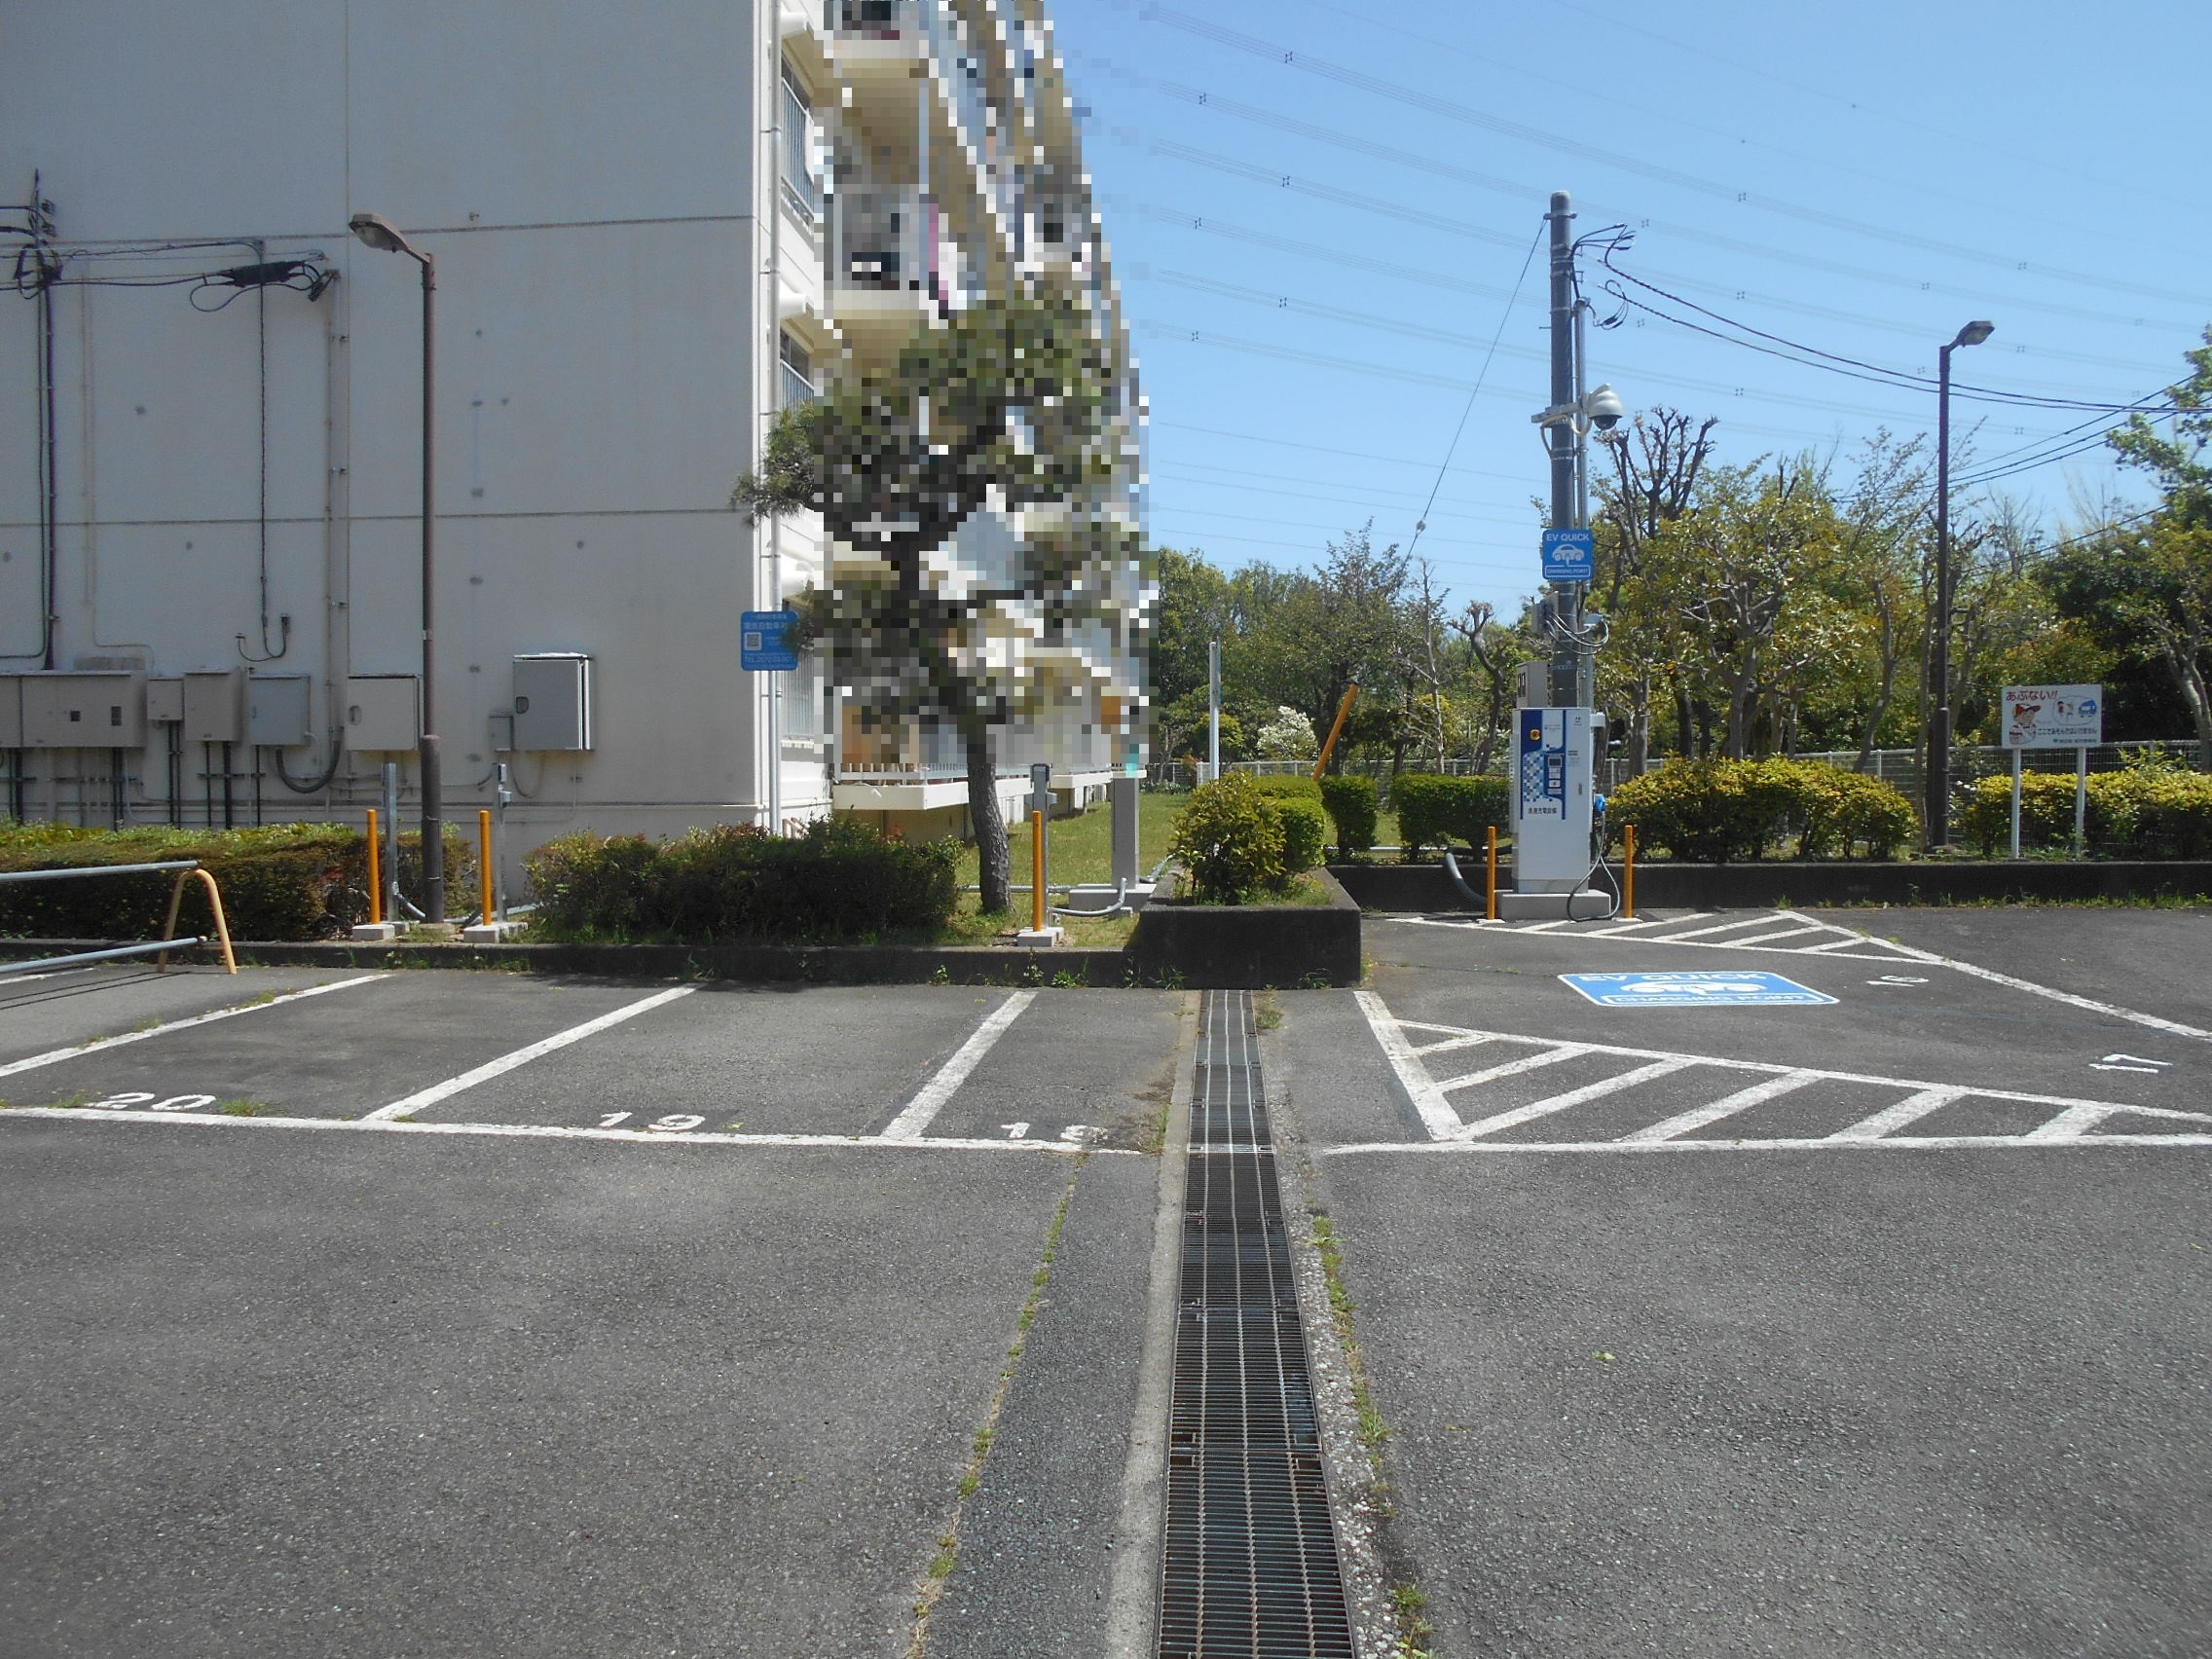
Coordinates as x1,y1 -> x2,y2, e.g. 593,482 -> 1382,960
1500,189 -> 1625,921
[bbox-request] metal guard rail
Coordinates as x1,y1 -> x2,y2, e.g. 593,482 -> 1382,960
0,860 -> 239,977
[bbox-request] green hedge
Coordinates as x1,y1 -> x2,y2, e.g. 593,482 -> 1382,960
1392,773 -> 1510,859
525,816 -> 959,942
1166,773 -> 1326,903
1961,765 -> 2212,859
1319,775 -> 1379,859
0,821 -> 472,940
1605,759 -> 1919,863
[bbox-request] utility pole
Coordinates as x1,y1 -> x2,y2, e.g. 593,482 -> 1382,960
1545,191 -> 1585,710
1207,638 -> 1222,784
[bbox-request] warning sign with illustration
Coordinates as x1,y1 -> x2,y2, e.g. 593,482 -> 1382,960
2001,683 -> 2101,750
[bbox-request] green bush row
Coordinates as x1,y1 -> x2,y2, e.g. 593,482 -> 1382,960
524,816 -> 959,942
0,821 -> 471,940
1960,765 -> 2212,859
1168,773 -> 1327,903
1393,773 -> 1511,860
1320,775 -> 1379,859
1604,759 -> 1919,863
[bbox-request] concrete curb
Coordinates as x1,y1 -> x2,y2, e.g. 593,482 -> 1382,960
0,937 -> 1141,987
1124,870 -> 1363,988
1328,859 -> 2212,912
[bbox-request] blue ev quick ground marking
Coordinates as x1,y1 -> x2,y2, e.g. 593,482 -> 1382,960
1560,971 -> 1838,1008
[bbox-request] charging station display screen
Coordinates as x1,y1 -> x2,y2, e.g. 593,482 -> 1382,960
1520,711 -> 1566,822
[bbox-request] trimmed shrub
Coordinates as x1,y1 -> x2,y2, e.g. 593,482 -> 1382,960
0,822 -> 467,940
525,830 -> 658,937
1319,774 -> 1379,860
1247,774 -> 1323,803
525,816 -> 958,942
1168,773 -> 1287,903
1276,797 -> 1328,874
1961,762 -> 2212,859
1392,773 -> 1510,860
1607,759 -> 1918,863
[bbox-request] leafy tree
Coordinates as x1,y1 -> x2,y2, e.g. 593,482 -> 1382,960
732,291 -> 1131,910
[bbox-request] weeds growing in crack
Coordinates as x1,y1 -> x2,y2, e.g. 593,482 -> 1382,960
905,1159 -> 1085,1655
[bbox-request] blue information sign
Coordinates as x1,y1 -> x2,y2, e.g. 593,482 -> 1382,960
741,609 -> 800,672
1541,527 -> 1596,582
1559,971 -> 1837,1008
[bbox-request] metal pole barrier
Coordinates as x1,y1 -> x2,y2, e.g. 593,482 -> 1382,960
1486,824 -> 1498,921
366,808 -> 383,926
2075,746 -> 2088,857
382,761 -> 401,920
1623,823 -> 1637,918
478,809 -> 494,926
2009,748 -> 2022,860
1032,810 -> 1047,936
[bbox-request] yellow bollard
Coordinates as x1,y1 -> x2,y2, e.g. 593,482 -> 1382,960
1486,824 -> 1498,922
479,809 -> 495,926
366,809 -> 383,926
1031,810 -> 1047,936
1623,823 -> 1638,919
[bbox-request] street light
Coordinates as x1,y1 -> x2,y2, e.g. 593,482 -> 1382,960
1926,318 -> 1995,851
349,211 -> 445,922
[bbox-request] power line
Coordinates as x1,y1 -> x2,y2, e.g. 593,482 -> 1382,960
1086,60 -> 2194,351
1406,217 -> 1543,564
1136,4 -> 2207,312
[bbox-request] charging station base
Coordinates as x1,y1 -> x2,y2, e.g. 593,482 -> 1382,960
1497,888 -> 1611,921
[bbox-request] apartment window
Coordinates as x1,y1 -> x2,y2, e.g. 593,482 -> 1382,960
780,62 -> 821,226
780,332 -> 817,408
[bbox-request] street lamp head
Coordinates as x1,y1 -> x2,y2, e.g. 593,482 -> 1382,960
1952,319 -> 1995,349
349,211 -> 416,258
1584,383 -> 1626,431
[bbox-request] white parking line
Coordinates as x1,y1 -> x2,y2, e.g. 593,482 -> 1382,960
1618,1071 -> 1820,1143
879,989 -> 1037,1139
3,1105 -> 1138,1154
1458,1059 -> 1692,1140
1353,989 -> 1462,1138
1829,926 -> 2212,1041
1353,999 -> 2212,1153
0,975 -> 388,1080
1830,1087 -> 1966,1141
362,986 -> 696,1121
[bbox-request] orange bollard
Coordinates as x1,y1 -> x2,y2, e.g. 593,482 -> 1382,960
1031,810 -> 1048,935
1486,824 -> 1498,921
479,809 -> 495,926
1623,823 -> 1638,919
366,809 -> 383,926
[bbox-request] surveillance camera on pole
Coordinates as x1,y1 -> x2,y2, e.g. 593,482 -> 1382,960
1503,191 -> 1625,921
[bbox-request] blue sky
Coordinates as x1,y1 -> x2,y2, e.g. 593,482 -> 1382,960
1052,0 -> 2212,617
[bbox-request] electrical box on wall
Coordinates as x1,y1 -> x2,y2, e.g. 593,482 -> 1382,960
145,678 -> 184,724
344,676 -> 419,753
20,672 -> 147,748
511,654 -> 593,751
248,675 -> 313,748
183,670 -> 245,745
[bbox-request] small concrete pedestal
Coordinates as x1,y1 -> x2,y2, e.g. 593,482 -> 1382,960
1496,888 -> 1611,921
1015,926 -> 1066,948
350,922 -> 400,942
461,920 -> 528,944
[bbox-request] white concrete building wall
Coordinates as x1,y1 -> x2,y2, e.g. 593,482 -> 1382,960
1,1 -> 833,870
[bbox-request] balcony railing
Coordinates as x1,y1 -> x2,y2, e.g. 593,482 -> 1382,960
831,0 -> 1003,220
830,187 -> 981,314
780,360 -> 819,408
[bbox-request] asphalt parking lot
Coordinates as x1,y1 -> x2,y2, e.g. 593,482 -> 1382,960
3,904 -> 2209,1656
1282,904 -> 2212,1657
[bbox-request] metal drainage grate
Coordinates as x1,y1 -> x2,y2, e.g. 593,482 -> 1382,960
1158,989 -> 1355,1658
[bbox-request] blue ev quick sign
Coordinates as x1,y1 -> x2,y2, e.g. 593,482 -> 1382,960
1540,527 -> 1596,582
1560,971 -> 1838,1008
